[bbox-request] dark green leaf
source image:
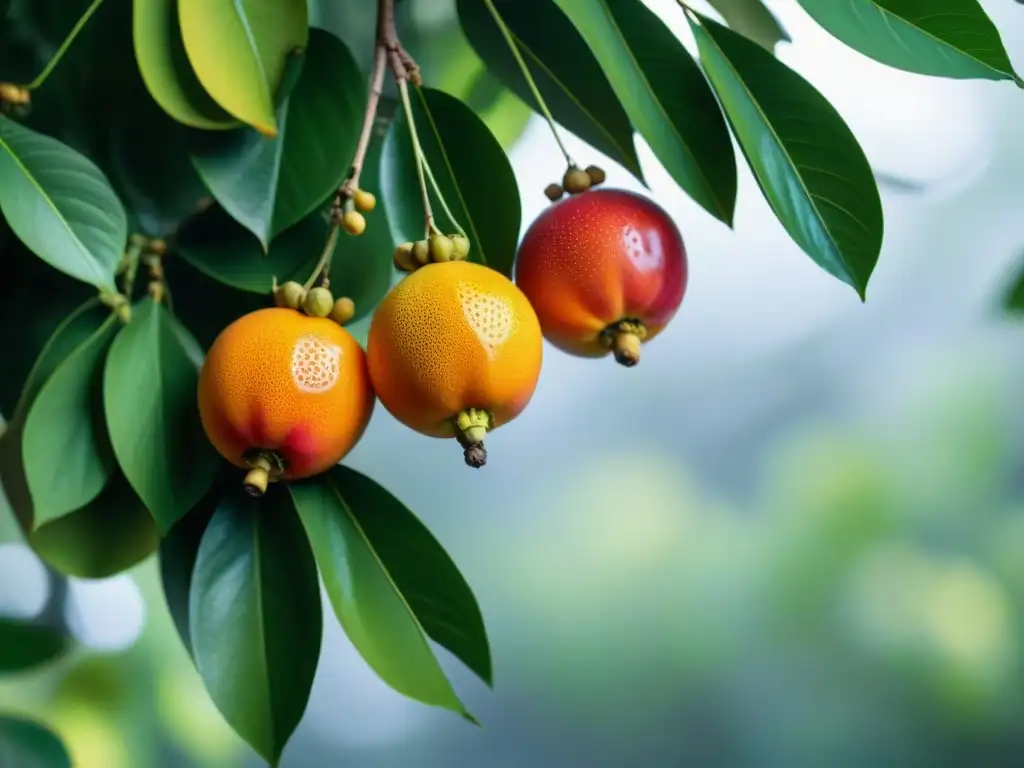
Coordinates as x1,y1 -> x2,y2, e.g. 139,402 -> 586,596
795,0 -> 1020,83
456,0 -> 643,182
132,0 -> 239,130
551,0 -> 737,224
688,12 -> 884,298
290,466 -> 490,717
22,316 -> 120,527
1002,255 -> 1024,316
382,86 -> 520,277
178,0 -> 310,135
103,298 -> 218,533
0,617 -> 70,673
707,0 -> 790,52
0,116 -> 127,289
190,29 -> 363,247
0,716 -> 71,768
190,486 -> 321,765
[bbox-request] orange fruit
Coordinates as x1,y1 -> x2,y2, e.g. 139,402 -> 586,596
197,307 -> 374,494
366,261 -> 542,468
515,188 -> 688,367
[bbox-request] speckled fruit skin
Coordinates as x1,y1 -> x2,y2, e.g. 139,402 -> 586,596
366,261 -> 543,438
197,307 -> 375,479
514,188 -> 688,357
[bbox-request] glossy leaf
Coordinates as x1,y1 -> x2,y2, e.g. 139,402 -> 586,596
178,0 -> 310,136
290,466 -> 490,717
132,0 -> 238,130
689,12 -> 884,297
456,0 -> 643,181
0,717 -> 71,768
551,0 -> 737,224
190,486 -> 322,765
707,0 -> 790,52
190,29 -> 363,247
22,316 -> 119,527
382,87 -> 521,278
1002,254 -> 1024,316
0,116 -> 127,289
795,0 -> 1020,83
103,298 -> 218,533
0,617 -> 70,673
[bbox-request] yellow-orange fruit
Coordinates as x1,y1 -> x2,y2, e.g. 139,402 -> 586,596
198,308 -> 375,480
366,261 -> 542,439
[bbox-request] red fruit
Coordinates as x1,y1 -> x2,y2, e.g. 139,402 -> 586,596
514,188 -> 687,367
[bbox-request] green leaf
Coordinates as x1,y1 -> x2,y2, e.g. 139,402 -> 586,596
456,0 -> 643,182
190,486 -> 322,765
0,716 -> 71,768
0,617 -> 70,673
0,116 -> 127,289
103,298 -> 218,533
22,316 -> 120,528
1002,254 -> 1024,317
382,86 -> 521,278
290,466 -> 490,717
794,0 -> 1020,83
550,0 -> 737,224
706,0 -> 790,52
688,12 -> 884,298
132,0 -> 238,130
178,0 -> 310,136
190,29 -> 363,247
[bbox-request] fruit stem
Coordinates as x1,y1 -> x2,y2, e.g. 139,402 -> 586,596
25,0 -> 105,91
339,42 -> 388,200
454,408 -> 493,469
421,150 -> 468,239
395,77 -> 436,238
483,0 -> 575,167
243,454 -> 276,497
304,220 -> 340,292
602,319 -> 648,368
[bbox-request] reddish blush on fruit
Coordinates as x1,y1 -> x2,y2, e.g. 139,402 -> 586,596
513,188 -> 687,367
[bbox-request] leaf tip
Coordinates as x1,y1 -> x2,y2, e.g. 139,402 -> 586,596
253,121 -> 278,139
461,710 -> 483,728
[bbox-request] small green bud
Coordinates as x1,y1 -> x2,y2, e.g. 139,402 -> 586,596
450,234 -> 470,260
276,280 -> 306,310
303,286 -> 334,317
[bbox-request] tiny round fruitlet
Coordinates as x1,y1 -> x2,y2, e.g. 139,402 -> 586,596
276,280 -> 306,310
331,297 -> 355,325
352,189 -> 376,212
514,188 -> 687,368
412,240 -> 430,266
303,286 -> 334,318
198,308 -> 375,493
342,210 -> 366,236
544,183 -> 564,202
450,234 -> 470,260
429,233 -> 454,263
393,242 -> 417,272
585,165 -> 606,186
562,167 -> 592,195
366,261 -> 542,468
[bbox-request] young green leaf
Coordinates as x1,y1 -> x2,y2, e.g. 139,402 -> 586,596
178,0 -> 310,136
795,0 -> 1020,83
190,29 -> 364,248
382,87 -> 521,278
550,0 -> 737,225
0,717 -> 71,768
103,298 -> 218,533
132,0 -> 238,130
22,316 -> 120,528
706,0 -> 790,52
190,486 -> 322,766
688,12 -> 884,298
290,466 -> 491,717
0,116 -> 127,290
456,0 -> 644,182
30,471 -> 159,579
0,617 -> 70,673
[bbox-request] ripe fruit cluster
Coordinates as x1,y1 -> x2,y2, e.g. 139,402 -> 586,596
393,232 -> 470,273
544,163 -> 607,202
339,187 -> 377,236
274,279 -> 355,326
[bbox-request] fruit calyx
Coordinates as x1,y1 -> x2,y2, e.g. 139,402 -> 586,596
600,319 -> 648,368
454,408 -> 492,469
242,449 -> 286,497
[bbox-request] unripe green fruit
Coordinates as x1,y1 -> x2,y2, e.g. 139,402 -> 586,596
451,234 -> 470,260
353,189 -> 376,212
429,233 -> 455,263
544,183 -> 564,202
276,281 -> 306,310
393,242 -> 417,272
330,296 -> 355,324
412,240 -> 430,266
342,210 -> 366,235
303,286 -> 334,317
563,167 -> 592,195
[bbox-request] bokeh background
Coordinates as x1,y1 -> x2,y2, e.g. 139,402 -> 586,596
5,1 -> 1024,766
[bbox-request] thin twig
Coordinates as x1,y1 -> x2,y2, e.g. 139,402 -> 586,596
27,0 -> 105,90
421,148 -> 467,238
396,77 -> 436,238
340,42 -> 388,198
